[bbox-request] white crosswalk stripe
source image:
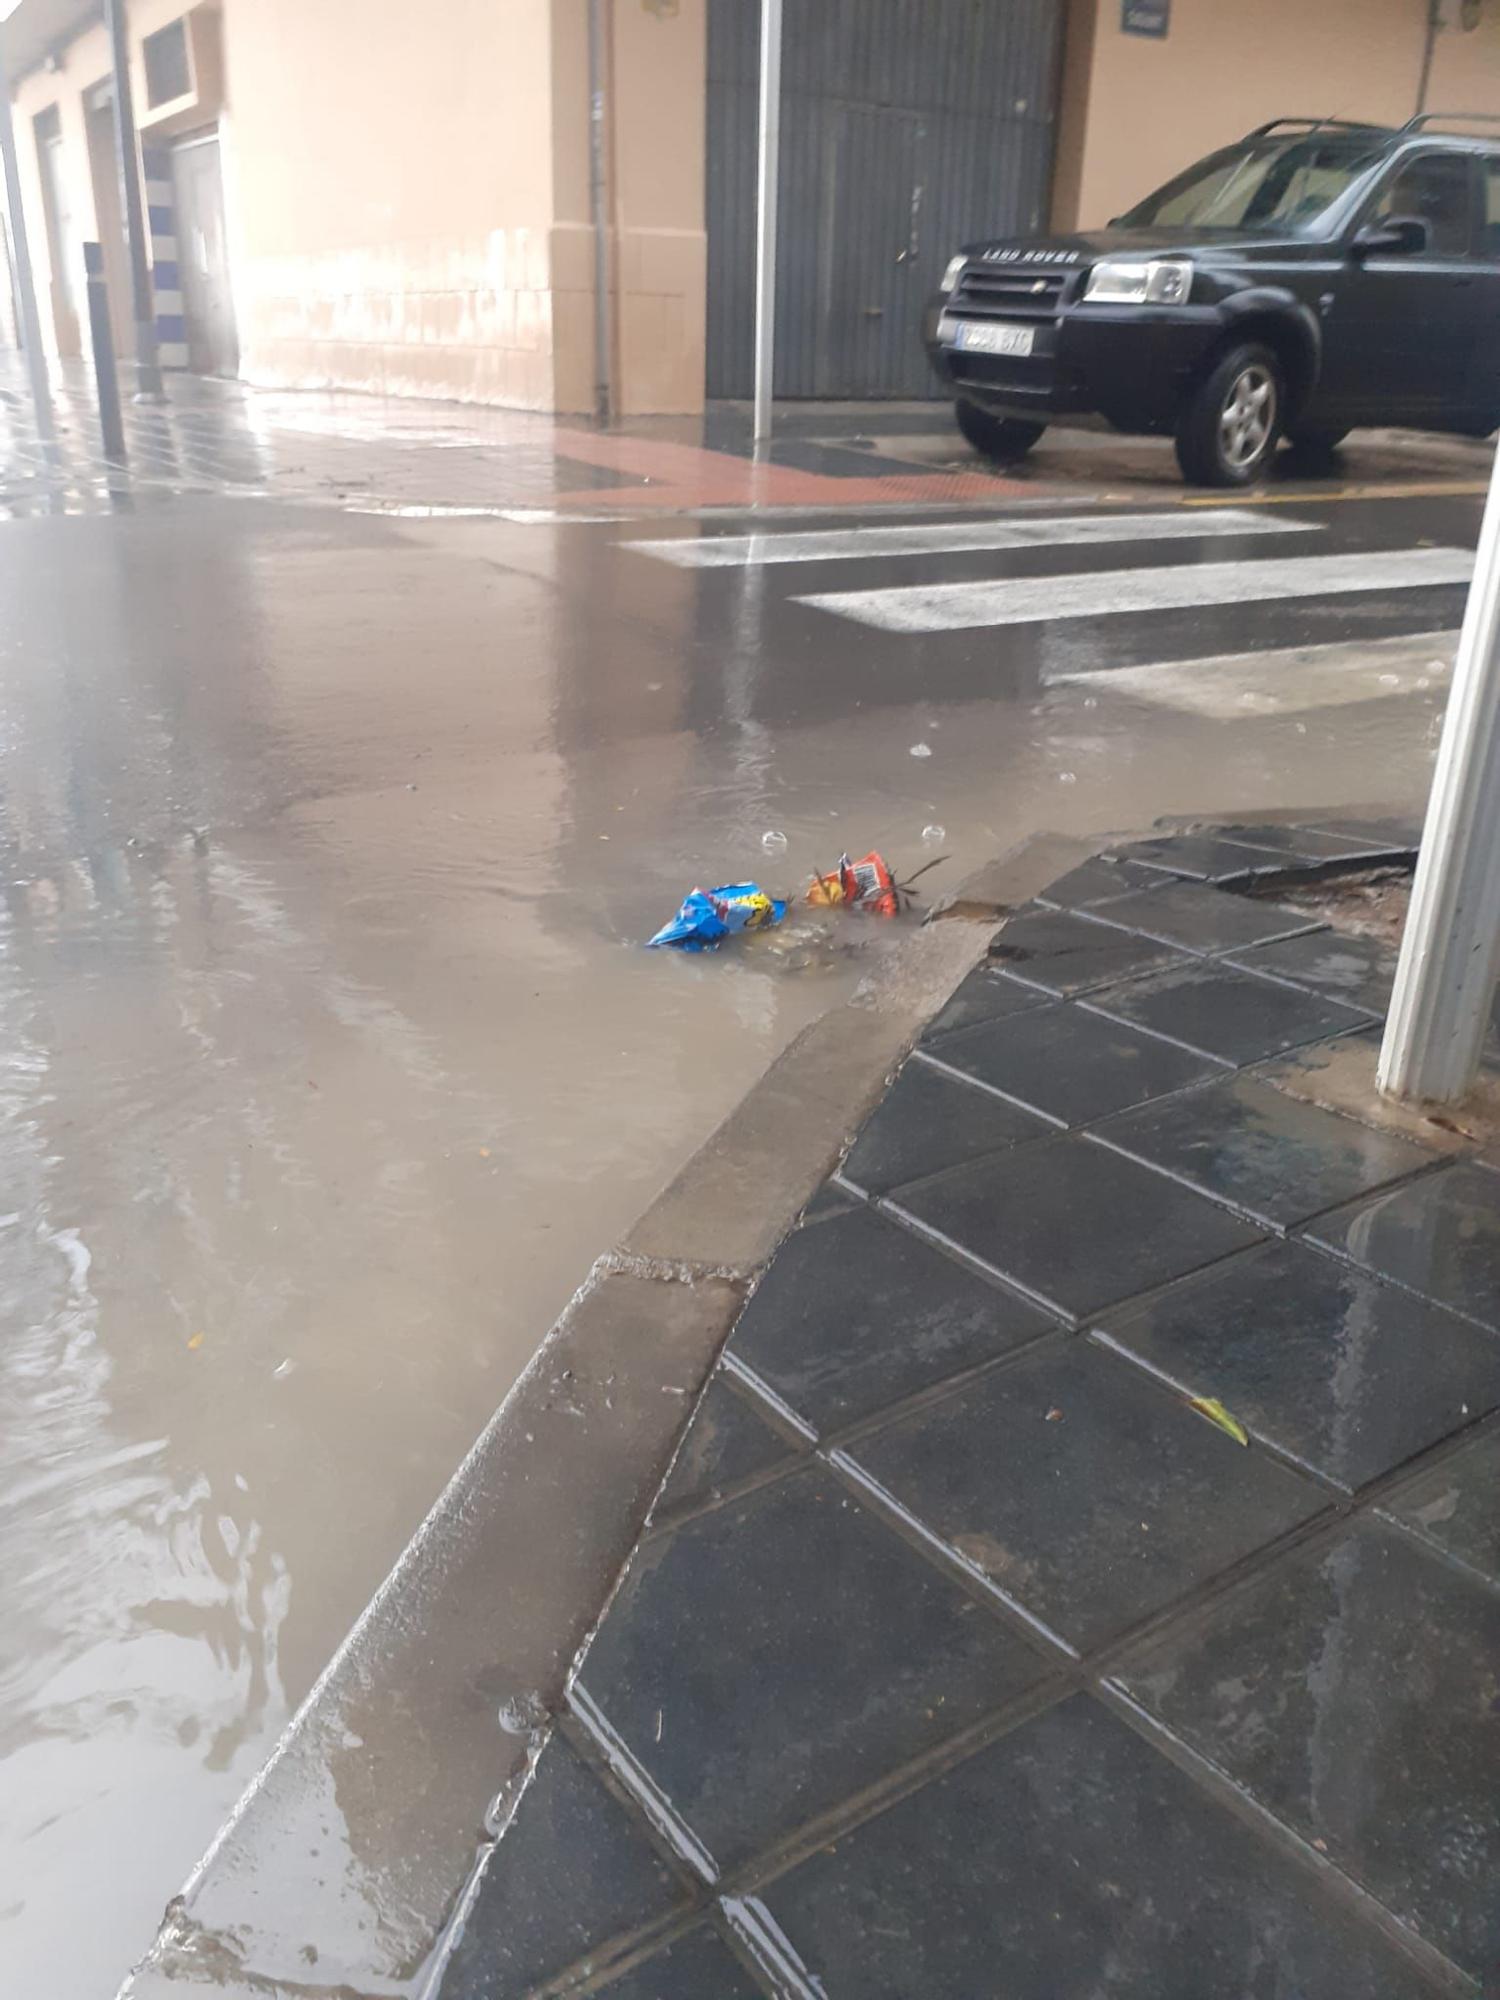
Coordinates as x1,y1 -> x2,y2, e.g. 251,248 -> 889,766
795,546 -> 1473,633
1049,630 -> 1457,715
624,508 -> 1317,568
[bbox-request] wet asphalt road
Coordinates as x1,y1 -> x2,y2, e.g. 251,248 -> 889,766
0,476 -> 1480,1998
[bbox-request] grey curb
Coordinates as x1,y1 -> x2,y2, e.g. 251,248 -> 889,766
118,830 -> 1099,1999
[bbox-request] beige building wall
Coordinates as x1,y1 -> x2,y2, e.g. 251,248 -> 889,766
218,0 -> 705,411
218,0 -> 560,406
1049,0 -> 1500,230
547,0 -> 708,417
1428,6 -> 1500,107
609,0 -> 707,418
8,0 -> 707,412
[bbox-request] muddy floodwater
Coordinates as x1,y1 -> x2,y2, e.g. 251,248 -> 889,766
0,492 -> 1460,1997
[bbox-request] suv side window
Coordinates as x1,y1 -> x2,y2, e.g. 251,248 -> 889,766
1369,152 -> 1475,256
1482,157 -> 1500,260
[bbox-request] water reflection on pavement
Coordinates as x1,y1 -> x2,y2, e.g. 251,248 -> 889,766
0,487 -> 1457,1998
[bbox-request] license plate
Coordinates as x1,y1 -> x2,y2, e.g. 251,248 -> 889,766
953,320 -> 1034,357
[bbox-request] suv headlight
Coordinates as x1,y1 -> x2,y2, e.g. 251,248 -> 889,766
1084,257 -> 1193,305
939,253 -> 967,295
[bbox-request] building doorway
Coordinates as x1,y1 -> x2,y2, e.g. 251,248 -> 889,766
170,129 -> 237,376
34,106 -> 83,357
705,0 -> 1065,399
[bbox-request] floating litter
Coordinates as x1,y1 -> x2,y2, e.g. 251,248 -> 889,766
1057,771 -> 1077,785
760,829 -> 788,854
807,851 -> 946,918
909,743 -> 932,759
647,883 -> 786,950
921,824 -> 947,847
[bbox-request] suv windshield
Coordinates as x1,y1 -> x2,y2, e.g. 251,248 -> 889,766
1117,130 -> 1389,232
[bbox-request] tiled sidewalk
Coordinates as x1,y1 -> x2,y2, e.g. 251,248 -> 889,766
438,818 -> 1500,2000
0,362 -> 1028,518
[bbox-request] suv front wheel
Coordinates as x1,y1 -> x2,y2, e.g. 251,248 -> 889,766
1175,343 -> 1283,487
955,400 -> 1047,463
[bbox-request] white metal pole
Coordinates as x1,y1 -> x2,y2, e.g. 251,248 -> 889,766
751,0 -> 782,444
1378,436 -> 1500,1104
0,24 -> 55,447
587,0 -> 614,426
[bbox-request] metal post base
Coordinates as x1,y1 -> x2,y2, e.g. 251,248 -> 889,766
1378,437 -> 1500,1105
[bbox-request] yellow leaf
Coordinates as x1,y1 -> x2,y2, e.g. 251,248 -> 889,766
1187,1395 -> 1248,1446
187,1332 -> 205,1351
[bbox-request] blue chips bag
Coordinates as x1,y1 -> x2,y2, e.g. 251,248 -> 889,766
647,882 -> 787,951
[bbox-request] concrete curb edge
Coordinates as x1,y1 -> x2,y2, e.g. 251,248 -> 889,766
118,830 -> 1098,2000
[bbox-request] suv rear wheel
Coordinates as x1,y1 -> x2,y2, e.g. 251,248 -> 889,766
955,400 -> 1046,463
1175,343 -> 1283,487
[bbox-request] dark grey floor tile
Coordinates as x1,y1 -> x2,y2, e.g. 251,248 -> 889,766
1227,927 -> 1398,1015
987,906 -> 1189,996
1250,1025 -> 1384,1102
1300,814 -> 1421,850
1105,834 -> 1301,881
841,1056 -> 1053,1195
1092,1074 -> 1431,1228
439,1736 -> 687,1998
653,1374 -> 796,1520
1096,1239 -> 1500,1491
1117,1518 -> 1500,1981
1033,855 -> 1161,909
762,1695 -> 1434,2000
1092,881 -> 1319,955
1087,962 -> 1368,1066
728,1205 -> 1052,1431
1214,822 -> 1390,861
919,965 -> 1048,1043
1306,1161 -> 1500,1333
929,1004 -> 1221,1128
852,1340 -> 1320,1650
576,1469 -> 1048,1873
799,1178 -> 860,1224
891,1137 -> 1263,1321
1381,1425 -> 1500,1585
594,1928 -> 766,1998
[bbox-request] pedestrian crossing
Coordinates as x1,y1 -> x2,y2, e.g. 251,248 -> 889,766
796,546 -> 1473,634
625,507 -> 1313,568
1051,630 -> 1456,718
616,505 -> 1475,698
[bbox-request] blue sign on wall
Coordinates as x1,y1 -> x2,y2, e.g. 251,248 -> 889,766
1122,0 -> 1170,34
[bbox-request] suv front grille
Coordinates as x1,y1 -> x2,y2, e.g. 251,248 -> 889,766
950,264 -> 1069,317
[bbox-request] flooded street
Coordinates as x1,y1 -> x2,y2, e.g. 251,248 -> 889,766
0,474 -> 1477,1998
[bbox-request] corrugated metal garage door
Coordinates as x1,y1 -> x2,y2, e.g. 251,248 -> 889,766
706,0 -> 1065,399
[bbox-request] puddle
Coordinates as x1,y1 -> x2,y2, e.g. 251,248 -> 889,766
0,492 -> 1457,1998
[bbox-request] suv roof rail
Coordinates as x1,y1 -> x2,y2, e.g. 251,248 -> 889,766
1401,110 -> 1500,136
1246,117 -> 1393,138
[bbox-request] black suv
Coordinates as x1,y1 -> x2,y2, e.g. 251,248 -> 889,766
923,115 -> 1500,486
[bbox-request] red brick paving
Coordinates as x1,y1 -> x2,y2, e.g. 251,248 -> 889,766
549,427 -> 1033,512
